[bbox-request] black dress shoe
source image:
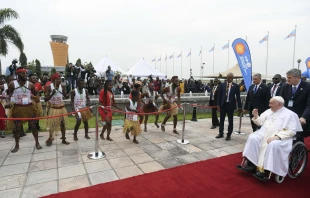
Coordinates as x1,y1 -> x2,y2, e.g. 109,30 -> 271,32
210,126 -> 216,129
225,136 -> 231,141
253,171 -> 268,181
236,165 -> 256,173
215,134 -> 223,138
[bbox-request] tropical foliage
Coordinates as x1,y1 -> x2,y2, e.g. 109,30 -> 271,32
0,8 -> 24,74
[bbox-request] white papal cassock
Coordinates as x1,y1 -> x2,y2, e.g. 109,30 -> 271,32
243,107 -> 302,177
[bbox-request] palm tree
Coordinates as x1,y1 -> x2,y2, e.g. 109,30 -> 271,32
0,8 -> 24,75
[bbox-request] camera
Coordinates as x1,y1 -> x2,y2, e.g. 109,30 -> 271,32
12,59 -> 18,65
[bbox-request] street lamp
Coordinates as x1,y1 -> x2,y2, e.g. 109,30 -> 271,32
297,59 -> 302,70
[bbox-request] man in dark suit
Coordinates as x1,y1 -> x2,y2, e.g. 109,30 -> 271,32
244,73 -> 270,132
216,73 -> 242,141
280,69 -> 310,137
270,74 -> 283,97
209,78 -> 220,129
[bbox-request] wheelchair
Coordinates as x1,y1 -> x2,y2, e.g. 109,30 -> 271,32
236,132 -> 308,183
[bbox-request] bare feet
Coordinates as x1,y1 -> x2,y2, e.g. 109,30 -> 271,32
106,137 -> 113,141
61,138 -> 70,145
36,143 -> 42,150
173,129 -> 179,134
133,139 -> 139,144
46,138 -> 53,146
161,124 -> 165,132
100,133 -> 105,140
155,123 -> 159,128
11,145 -> 19,153
85,135 -> 90,139
125,132 -> 130,140
144,128 -> 147,132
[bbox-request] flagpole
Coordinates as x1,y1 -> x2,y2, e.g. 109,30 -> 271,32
173,52 -> 174,75
160,55 -> 161,72
227,40 -> 230,69
266,31 -> 269,75
213,43 -> 215,74
181,51 -> 183,78
166,53 -> 167,76
190,48 -> 192,78
200,46 -> 202,80
293,25 -> 297,68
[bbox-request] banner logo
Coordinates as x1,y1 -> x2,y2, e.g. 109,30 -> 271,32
235,43 -> 246,55
232,38 -> 252,92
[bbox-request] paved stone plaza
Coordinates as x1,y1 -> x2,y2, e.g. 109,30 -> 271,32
0,117 -> 252,197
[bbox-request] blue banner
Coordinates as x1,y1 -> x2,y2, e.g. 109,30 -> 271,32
232,38 -> 252,91
305,57 -> 310,78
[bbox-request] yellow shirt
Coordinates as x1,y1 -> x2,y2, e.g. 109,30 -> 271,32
180,83 -> 185,94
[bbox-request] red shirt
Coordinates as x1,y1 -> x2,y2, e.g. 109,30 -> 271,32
44,81 -> 51,91
34,82 -> 43,92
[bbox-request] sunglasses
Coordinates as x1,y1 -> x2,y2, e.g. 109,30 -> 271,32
272,78 -> 279,80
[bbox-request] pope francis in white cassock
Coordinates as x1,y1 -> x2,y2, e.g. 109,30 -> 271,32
242,96 -> 303,178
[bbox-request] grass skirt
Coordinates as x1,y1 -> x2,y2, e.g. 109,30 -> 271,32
33,100 -> 43,117
46,104 -> 67,138
79,108 -> 93,122
6,108 -> 14,130
123,119 -> 141,136
12,104 -> 38,124
158,102 -> 178,116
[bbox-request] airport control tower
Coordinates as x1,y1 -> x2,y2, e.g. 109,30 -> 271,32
50,35 -> 69,67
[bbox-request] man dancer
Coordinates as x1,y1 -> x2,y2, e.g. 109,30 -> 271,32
209,78 -> 220,129
28,74 -> 43,131
244,73 -> 270,132
71,78 -> 92,141
159,76 -> 181,134
216,73 -> 242,140
7,67 -> 42,153
45,73 -> 70,146
143,82 -> 159,132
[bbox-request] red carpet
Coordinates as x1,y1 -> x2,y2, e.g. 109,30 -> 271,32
45,139 -> 310,198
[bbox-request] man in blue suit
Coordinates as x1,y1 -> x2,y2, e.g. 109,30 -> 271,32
216,73 -> 242,140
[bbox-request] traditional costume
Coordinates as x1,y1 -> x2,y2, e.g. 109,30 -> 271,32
158,84 -> 178,115
142,90 -> 158,113
243,98 -> 302,177
74,88 -> 92,122
11,80 -> 38,119
99,89 -> 114,122
0,85 -> 7,137
123,99 -> 141,136
45,83 -> 67,139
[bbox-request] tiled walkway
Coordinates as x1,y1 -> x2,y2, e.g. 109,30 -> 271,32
0,117 -> 252,198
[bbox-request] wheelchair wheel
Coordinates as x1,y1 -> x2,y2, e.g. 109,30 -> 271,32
287,141 -> 308,179
274,175 -> 284,184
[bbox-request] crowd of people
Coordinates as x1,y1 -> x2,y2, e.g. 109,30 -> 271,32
1,62 -> 310,182
0,64 -> 183,151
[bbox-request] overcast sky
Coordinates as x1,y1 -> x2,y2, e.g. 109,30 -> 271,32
1,0 -> 310,78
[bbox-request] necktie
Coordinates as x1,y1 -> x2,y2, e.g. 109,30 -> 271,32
292,86 -> 297,95
226,83 -> 230,97
271,84 -> 277,96
254,85 -> 257,94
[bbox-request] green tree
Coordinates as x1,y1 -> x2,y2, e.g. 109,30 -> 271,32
35,59 -> 42,78
0,8 -> 24,75
76,58 -> 81,66
27,60 -> 35,72
19,52 -> 27,67
51,68 -> 56,75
